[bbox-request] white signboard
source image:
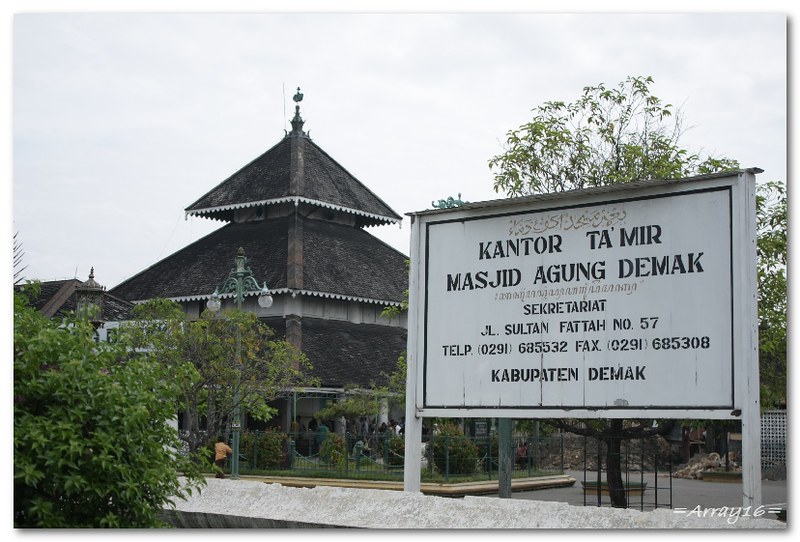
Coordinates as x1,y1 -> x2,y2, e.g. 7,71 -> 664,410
404,171 -> 761,505
407,172 -> 758,418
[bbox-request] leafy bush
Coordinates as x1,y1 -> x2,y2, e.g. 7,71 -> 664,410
386,436 -> 405,467
429,423 -> 479,475
241,430 -> 289,469
13,286 -> 205,527
198,440 -> 215,466
319,433 -> 346,469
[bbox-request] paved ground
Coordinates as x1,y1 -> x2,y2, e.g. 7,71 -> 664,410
500,470 -> 787,518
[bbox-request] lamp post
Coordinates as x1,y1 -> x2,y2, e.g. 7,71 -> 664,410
207,247 -> 273,480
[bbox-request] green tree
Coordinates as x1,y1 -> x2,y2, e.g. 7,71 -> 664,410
314,386 -> 386,432
14,285 -> 205,528
489,75 -> 739,196
488,75 -> 743,508
120,299 -> 318,455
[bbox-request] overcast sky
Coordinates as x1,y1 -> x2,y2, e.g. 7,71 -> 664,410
6,3 -> 790,289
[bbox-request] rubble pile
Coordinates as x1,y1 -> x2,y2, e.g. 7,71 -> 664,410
674,453 -> 740,479
558,433 -> 673,471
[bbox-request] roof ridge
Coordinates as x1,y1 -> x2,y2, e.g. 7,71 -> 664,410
39,280 -> 80,318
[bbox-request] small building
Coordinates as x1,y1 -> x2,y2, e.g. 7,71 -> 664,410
16,269 -> 135,344
110,91 -> 409,432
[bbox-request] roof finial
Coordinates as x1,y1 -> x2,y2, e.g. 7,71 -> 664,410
290,86 -> 305,136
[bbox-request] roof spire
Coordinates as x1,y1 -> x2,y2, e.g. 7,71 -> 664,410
290,86 -> 305,136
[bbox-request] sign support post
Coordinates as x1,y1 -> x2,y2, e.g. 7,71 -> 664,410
736,171 -> 762,509
403,215 -> 423,493
498,418 -> 513,498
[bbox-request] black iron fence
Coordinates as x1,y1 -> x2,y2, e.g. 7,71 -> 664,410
580,435 -> 673,510
229,429 -> 565,481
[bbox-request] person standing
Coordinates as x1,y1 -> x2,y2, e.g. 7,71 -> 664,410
214,436 -> 233,479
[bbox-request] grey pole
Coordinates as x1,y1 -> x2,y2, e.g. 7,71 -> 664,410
498,418 -> 513,498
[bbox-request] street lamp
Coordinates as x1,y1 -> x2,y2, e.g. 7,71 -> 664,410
207,247 -> 273,480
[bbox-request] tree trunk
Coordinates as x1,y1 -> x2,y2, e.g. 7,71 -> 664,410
606,419 -> 627,508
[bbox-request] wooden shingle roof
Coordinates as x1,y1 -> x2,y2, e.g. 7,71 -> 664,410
300,217 -> 407,303
300,318 -> 407,388
16,279 -> 135,322
110,219 -> 288,303
184,135 -> 401,227
244,316 -> 406,389
110,216 -> 407,305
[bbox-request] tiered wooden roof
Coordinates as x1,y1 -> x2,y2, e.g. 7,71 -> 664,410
110,91 -> 407,389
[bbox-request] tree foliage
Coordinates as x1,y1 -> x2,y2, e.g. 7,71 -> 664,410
314,386 -> 384,428
489,75 -> 739,196
14,285 -> 205,528
756,181 -> 787,408
314,354 -> 407,430
119,299 -> 318,454
489,76 -> 786,410
378,258 -> 410,412
14,231 -> 28,285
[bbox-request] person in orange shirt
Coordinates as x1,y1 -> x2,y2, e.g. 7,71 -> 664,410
214,436 -> 233,479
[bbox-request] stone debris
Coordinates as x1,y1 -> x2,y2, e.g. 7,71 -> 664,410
166,478 -> 784,529
674,453 -> 740,479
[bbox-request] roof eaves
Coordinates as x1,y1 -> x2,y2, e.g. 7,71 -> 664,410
288,289 -> 403,306
184,197 -> 296,219
185,196 -> 401,225
129,288 -> 403,307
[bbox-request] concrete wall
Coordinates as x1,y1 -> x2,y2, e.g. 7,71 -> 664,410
163,478 -> 785,529
160,510 -> 350,528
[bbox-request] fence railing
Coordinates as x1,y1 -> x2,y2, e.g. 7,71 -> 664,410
580,436 -> 673,511
230,429 -> 565,481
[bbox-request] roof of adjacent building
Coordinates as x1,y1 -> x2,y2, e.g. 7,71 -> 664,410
109,215 -> 408,305
184,133 -> 402,227
16,278 -> 135,321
